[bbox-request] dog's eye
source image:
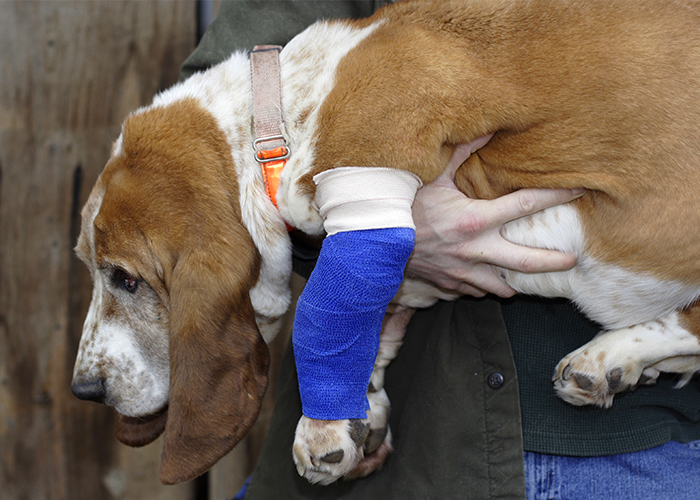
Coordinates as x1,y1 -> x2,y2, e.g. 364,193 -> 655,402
113,269 -> 138,294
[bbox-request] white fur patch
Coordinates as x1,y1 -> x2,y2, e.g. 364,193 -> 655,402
73,271 -> 170,417
500,204 -> 700,329
600,312 -> 700,365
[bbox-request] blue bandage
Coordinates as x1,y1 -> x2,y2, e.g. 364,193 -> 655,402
292,227 -> 415,420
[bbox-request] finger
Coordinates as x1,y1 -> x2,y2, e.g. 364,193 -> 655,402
460,278 -> 517,298
442,134 -> 494,179
483,242 -> 577,274
487,188 -> 586,225
453,282 -> 487,298
447,265 -> 517,298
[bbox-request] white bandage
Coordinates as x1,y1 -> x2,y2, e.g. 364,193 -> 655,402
313,167 -> 423,235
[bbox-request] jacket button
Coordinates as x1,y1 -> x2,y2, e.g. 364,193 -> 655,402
488,372 -> 504,389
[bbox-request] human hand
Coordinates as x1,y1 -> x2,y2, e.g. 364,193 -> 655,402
407,141 -> 584,298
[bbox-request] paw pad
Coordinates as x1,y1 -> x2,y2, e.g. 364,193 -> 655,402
606,367 -> 628,393
320,450 -> 345,464
349,419 -> 370,448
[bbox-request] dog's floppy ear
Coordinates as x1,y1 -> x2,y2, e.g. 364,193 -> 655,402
159,227 -> 270,485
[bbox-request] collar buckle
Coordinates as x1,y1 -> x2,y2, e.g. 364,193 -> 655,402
254,136 -> 291,164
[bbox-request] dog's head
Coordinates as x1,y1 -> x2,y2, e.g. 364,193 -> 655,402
72,98 -> 274,484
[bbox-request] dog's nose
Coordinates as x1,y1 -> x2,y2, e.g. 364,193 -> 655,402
71,379 -> 107,404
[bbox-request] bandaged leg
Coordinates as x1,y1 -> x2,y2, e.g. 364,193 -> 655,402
293,167 -> 421,420
292,168 -> 421,484
293,227 -> 414,418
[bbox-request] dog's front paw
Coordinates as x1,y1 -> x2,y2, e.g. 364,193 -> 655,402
293,389 -> 393,485
293,416 -> 370,485
552,337 -> 657,407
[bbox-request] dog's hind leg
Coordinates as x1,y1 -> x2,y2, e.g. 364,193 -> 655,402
553,305 -> 700,408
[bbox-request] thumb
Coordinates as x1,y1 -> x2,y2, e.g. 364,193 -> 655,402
442,134 -> 494,180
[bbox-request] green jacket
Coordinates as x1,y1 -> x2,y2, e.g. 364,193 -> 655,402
183,2 -> 700,498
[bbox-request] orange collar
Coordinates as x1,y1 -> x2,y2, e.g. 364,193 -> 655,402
250,45 -> 294,230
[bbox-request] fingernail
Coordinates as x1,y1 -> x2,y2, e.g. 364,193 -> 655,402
570,188 -> 587,198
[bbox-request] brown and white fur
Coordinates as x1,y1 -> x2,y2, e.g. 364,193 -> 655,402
72,0 -> 700,487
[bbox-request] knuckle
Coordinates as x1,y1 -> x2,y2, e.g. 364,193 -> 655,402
515,254 -> 538,273
457,211 -> 489,235
435,276 -> 461,290
517,191 -> 538,214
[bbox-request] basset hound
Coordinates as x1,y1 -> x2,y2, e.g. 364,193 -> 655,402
72,0 -> 700,487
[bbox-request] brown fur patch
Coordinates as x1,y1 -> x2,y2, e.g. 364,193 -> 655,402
679,303 -> 700,342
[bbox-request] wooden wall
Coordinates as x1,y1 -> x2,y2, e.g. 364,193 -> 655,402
0,1 -> 287,498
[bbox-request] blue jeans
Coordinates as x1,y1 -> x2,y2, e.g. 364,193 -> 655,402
525,441 -> 700,500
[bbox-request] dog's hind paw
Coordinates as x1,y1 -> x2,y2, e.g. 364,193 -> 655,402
552,330 -> 654,407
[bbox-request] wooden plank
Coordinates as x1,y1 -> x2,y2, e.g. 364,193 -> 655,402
0,1 -> 196,498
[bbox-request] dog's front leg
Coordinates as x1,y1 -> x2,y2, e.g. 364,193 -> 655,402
290,167 -> 422,484
292,307 -> 414,485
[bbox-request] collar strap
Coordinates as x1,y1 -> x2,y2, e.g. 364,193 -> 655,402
250,45 -> 291,219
